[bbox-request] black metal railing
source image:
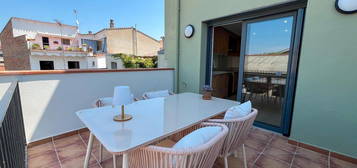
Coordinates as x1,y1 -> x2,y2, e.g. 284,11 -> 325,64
0,82 -> 27,168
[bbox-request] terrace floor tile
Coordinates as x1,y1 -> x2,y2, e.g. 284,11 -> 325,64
27,127 -> 357,168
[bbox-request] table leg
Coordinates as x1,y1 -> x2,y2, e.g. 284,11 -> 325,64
84,132 -> 94,168
122,153 -> 128,168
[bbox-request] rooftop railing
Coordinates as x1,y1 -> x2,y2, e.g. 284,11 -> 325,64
0,81 -> 27,168
0,68 -> 174,144
30,49 -> 93,57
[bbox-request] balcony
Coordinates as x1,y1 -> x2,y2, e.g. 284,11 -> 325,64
30,49 -> 93,57
0,68 -> 356,168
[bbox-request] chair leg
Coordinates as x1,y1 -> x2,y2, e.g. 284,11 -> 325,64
113,154 -> 117,168
224,156 -> 229,168
242,144 -> 248,168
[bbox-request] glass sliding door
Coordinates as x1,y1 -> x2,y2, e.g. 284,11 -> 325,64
206,8 -> 305,135
238,12 -> 301,133
209,23 -> 243,100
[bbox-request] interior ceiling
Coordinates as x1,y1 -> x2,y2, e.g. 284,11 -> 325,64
222,22 -> 242,36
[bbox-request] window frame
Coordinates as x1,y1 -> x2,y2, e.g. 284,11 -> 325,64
61,39 -> 71,45
68,61 -> 80,69
39,61 -> 54,70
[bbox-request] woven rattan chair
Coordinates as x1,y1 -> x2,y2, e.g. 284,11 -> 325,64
142,90 -> 174,99
92,96 -> 138,108
127,122 -> 228,168
208,108 -> 258,168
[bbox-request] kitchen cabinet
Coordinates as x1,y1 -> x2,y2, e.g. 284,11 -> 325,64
212,72 -> 229,98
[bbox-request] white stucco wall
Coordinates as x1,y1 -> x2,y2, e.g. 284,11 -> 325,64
11,17 -> 77,39
30,55 -> 89,70
106,55 -> 124,69
86,56 -> 107,69
158,52 -> 168,68
29,55 -> 125,70
1,70 -> 174,143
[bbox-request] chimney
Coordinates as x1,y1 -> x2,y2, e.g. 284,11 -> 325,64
160,36 -> 165,49
110,19 -> 115,28
88,31 -> 92,34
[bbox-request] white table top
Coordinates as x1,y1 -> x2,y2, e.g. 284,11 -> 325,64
76,92 -> 239,154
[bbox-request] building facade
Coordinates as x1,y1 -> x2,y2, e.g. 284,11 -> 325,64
0,18 -> 162,70
0,17 -> 96,70
79,19 -> 162,69
165,0 -> 357,159
0,42 -> 4,71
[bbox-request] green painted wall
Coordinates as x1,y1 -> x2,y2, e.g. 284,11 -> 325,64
165,0 -> 288,92
290,0 -> 357,157
165,0 -> 357,158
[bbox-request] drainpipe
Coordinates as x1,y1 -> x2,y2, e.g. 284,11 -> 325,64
176,0 -> 181,93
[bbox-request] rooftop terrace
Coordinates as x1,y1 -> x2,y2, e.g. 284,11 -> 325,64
28,127 -> 357,168
1,69 -> 356,168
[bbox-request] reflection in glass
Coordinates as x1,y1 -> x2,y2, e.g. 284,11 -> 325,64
242,16 -> 293,127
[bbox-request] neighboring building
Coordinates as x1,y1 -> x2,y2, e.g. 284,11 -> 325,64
0,18 -> 162,70
157,36 -> 168,68
0,42 -> 4,71
157,49 -> 168,68
0,17 -> 97,70
166,0 -> 357,160
79,19 -> 162,69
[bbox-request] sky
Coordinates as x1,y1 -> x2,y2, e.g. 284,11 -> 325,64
0,0 -> 164,40
246,16 -> 293,55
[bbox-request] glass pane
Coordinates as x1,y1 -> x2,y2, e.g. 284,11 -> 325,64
242,16 -> 293,127
211,23 -> 243,100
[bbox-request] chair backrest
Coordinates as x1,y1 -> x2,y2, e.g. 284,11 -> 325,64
128,122 -> 228,168
208,108 -> 258,157
143,90 -> 172,99
93,94 -> 136,108
93,97 -> 113,107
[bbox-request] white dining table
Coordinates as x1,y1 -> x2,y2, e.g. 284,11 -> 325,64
76,92 -> 239,168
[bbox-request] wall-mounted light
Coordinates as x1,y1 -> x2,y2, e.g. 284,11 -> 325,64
184,25 -> 194,38
335,0 -> 357,14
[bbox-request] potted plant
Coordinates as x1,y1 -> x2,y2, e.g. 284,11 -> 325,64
32,43 -> 41,50
43,45 -> 50,50
57,46 -> 63,51
82,44 -> 88,52
202,85 -> 213,100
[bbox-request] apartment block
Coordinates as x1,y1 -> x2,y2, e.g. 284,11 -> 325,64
0,17 -> 162,70
0,17 -> 95,70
